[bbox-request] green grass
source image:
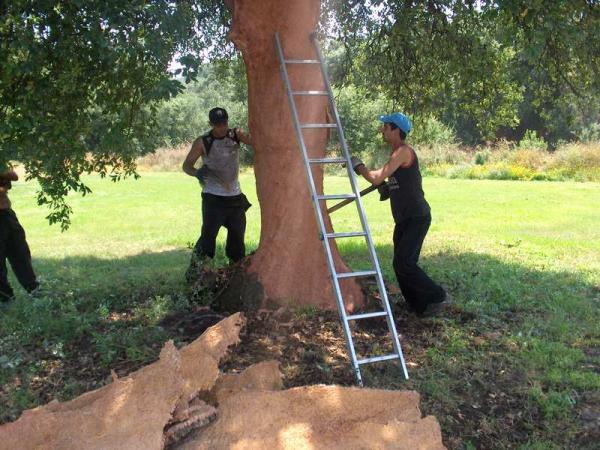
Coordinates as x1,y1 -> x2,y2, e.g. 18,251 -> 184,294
1,172 -> 599,448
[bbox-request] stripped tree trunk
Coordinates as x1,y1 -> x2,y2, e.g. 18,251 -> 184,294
229,0 -> 364,311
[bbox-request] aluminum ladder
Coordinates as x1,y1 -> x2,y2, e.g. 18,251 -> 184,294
274,32 -> 409,385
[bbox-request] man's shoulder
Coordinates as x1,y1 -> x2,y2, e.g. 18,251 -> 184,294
398,144 -> 414,158
390,144 -> 414,169
391,144 -> 411,157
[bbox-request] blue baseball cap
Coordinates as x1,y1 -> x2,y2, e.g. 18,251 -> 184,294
379,112 -> 412,134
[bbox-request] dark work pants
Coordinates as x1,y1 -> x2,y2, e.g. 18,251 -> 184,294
393,214 -> 445,314
0,209 -> 38,301
194,193 -> 247,263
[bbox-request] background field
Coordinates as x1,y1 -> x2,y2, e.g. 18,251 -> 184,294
1,172 -> 599,448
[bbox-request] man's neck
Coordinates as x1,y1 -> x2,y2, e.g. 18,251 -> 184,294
211,129 -> 227,139
389,137 -> 405,151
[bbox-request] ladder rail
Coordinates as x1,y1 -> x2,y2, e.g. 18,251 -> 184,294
310,33 -> 409,379
275,33 -> 364,385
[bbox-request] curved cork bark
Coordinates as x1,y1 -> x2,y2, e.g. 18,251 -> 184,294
229,0 -> 364,311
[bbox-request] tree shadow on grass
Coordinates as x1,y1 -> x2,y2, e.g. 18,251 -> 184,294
337,241 -> 599,449
2,245 -> 598,448
7,248 -> 210,309
337,240 -> 598,319
0,248 -> 202,424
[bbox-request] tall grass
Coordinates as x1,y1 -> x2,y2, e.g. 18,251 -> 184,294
420,141 -> 600,182
136,143 -> 189,172
140,141 -> 600,182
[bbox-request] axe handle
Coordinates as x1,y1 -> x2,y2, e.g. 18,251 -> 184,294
327,184 -> 379,214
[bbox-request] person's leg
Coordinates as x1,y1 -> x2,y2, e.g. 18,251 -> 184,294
0,262 -> 13,302
194,195 -> 225,259
0,230 -> 14,302
392,222 -> 418,311
187,196 -> 225,283
393,216 -> 445,314
223,206 -> 246,263
5,210 -> 38,294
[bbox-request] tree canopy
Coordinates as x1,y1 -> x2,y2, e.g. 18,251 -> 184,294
324,0 -> 599,143
1,0 -> 598,226
0,0 -> 231,226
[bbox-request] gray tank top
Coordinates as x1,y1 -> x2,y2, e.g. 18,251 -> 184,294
201,129 -> 241,196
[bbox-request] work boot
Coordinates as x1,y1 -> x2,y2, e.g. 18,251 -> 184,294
418,292 -> 453,318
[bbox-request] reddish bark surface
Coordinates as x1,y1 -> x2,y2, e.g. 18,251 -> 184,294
229,0 -> 364,311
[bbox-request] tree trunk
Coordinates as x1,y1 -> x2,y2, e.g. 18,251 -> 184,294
229,0 -> 364,311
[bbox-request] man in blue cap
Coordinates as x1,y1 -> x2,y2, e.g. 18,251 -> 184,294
350,112 -> 448,316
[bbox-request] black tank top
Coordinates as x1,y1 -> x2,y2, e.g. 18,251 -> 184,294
388,148 -> 430,223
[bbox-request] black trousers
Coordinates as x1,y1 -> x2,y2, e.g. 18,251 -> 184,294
393,214 -> 445,314
194,193 -> 249,263
0,209 -> 38,301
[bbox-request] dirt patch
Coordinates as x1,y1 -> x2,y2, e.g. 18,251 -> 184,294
187,259 -> 265,312
573,342 -> 600,448
219,301 -> 457,388
159,308 -> 226,342
576,390 -> 600,447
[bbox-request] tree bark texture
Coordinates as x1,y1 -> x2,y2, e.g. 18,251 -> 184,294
229,0 -> 364,311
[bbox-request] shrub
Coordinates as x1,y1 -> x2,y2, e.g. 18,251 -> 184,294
474,150 -> 490,165
446,164 -> 473,179
547,144 -> 600,180
333,85 -> 388,159
519,130 -> 546,150
410,115 -> 458,146
508,148 -> 550,170
417,144 -> 470,167
577,123 -> 600,143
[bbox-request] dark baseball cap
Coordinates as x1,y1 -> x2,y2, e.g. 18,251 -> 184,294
209,107 -> 228,124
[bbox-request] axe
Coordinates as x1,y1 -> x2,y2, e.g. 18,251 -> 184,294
326,184 -> 379,214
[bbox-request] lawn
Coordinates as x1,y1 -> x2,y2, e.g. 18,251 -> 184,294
1,172 -> 599,449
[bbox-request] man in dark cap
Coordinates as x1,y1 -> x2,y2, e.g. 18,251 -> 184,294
0,169 -> 39,303
182,108 -> 253,280
350,113 -> 448,317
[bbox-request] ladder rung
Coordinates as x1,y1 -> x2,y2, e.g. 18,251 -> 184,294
347,311 -> 388,321
308,158 -> 346,164
324,231 -> 367,239
292,90 -> 329,96
336,270 -> 377,279
358,354 -> 400,365
301,123 -> 337,129
285,59 -> 320,64
316,194 -> 356,200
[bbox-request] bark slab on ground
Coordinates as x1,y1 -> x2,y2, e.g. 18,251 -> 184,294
0,314 -> 245,450
178,384 -> 445,450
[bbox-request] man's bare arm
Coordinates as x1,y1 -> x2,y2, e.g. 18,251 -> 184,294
182,138 -> 205,177
357,146 -> 411,185
235,128 -> 253,146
